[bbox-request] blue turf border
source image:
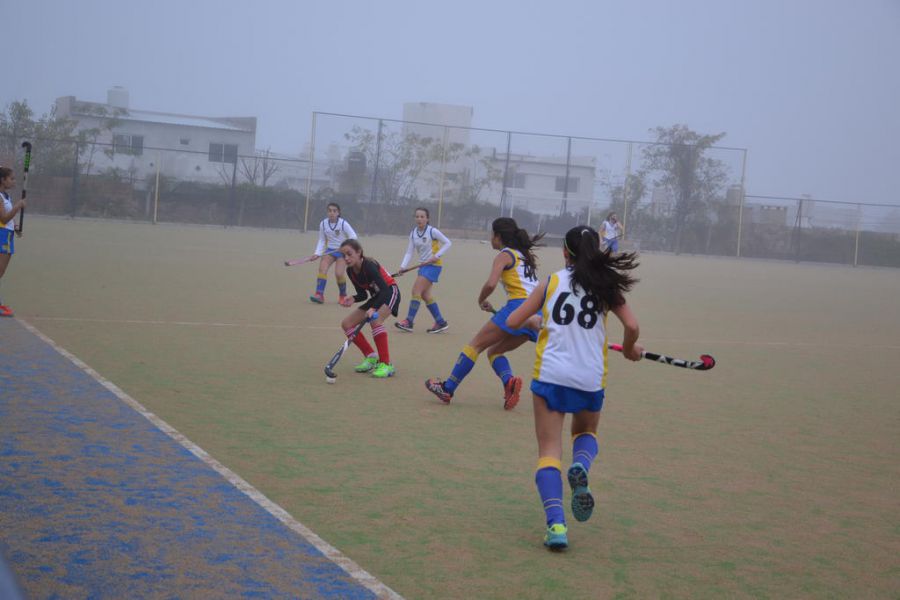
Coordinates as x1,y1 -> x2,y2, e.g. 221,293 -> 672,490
0,318 -> 392,599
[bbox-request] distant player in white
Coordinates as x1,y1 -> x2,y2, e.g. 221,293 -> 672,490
601,212 -> 623,252
394,207 -> 452,333
507,225 -> 642,551
309,202 -> 358,305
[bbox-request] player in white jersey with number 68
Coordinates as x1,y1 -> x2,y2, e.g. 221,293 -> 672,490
507,225 -> 642,551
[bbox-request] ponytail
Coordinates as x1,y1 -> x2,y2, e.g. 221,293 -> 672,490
492,217 -> 545,279
564,225 -> 638,311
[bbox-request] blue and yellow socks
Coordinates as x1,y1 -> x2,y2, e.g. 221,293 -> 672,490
572,432 -> 598,472
488,353 -> 512,385
406,295 -> 422,325
315,274 -> 327,294
337,275 -> 347,297
443,345 -> 478,394
426,300 -> 445,324
535,457 -> 565,527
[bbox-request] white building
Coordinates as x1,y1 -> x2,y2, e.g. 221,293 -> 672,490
490,152 -> 596,217
55,87 -> 257,186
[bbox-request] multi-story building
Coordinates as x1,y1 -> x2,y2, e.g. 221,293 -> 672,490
55,87 -> 257,185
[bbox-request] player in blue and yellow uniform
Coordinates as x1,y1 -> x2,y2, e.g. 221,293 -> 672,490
507,225 -> 642,550
425,217 -> 543,410
310,202 -> 358,305
394,208 -> 452,333
0,166 -> 26,318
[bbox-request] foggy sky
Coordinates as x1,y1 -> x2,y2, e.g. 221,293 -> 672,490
6,0 -> 900,206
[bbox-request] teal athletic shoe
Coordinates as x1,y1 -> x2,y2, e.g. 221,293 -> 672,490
543,523 -> 568,550
567,462 -> 595,522
354,356 -> 378,373
371,362 -> 395,378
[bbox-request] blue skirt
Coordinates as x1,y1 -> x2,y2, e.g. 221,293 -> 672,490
491,299 -> 538,342
531,380 -> 604,413
418,264 -> 442,283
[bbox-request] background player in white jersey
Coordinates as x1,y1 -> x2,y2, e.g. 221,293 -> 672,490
394,207 -> 452,334
600,212 -> 623,252
425,217 -> 543,410
507,225 -> 642,551
309,202 -> 358,305
0,166 -> 26,318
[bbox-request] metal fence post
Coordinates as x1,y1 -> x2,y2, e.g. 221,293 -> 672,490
303,112 -> 317,232
736,148 -> 748,257
437,126 -> 448,228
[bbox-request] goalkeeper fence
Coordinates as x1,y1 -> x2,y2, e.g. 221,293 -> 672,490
2,115 -> 899,267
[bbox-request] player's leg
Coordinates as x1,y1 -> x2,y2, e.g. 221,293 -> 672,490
334,257 -> 351,306
341,308 -> 377,372
425,320 -> 505,403
568,410 -> 602,522
396,275 -> 427,332
486,335 -> 528,411
485,313 -> 540,409
420,274 -> 448,333
311,254 -> 335,303
0,240 -> 13,317
532,393 -> 568,549
371,286 -> 400,378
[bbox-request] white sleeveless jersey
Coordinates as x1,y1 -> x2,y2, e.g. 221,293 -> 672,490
499,248 -> 538,300
1,192 -> 14,231
314,217 -> 358,255
533,268 -> 608,391
400,225 -> 452,268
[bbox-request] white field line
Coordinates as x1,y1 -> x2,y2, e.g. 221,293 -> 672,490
16,318 -> 403,600
23,315 -> 900,350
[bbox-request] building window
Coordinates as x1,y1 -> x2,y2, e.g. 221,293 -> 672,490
180,138 -> 190,145
209,143 -> 238,164
505,171 -> 526,189
113,134 -> 143,155
555,176 -> 579,193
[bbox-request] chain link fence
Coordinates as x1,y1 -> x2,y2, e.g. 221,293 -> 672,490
3,115 -> 899,267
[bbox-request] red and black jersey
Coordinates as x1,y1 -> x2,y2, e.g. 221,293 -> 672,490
348,257 -> 397,302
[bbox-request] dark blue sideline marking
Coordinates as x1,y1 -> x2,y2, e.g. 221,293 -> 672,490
0,319 -> 386,599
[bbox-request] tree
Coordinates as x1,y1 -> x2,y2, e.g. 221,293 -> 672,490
239,148 -> 279,188
1,99 -> 78,177
344,125 -> 449,205
642,125 -> 729,253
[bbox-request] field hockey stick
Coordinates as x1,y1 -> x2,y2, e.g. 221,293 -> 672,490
324,312 -> 378,380
284,255 -> 318,267
390,262 -> 427,277
15,141 -> 31,234
608,343 -> 716,371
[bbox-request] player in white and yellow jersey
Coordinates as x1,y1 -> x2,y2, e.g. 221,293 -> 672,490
425,217 -> 544,410
394,208 -> 452,334
507,225 -> 642,551
0,166 -> 26,318
309,202 -> 358,305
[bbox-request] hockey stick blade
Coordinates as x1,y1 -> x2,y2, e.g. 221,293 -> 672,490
608,343 -> 716,371
323,314 -> 377,377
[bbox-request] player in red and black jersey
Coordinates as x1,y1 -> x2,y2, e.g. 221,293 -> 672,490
338,239 -> 401,378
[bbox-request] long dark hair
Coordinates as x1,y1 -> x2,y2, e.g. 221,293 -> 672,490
564,225 -> 638,310
492,217 -> 544,280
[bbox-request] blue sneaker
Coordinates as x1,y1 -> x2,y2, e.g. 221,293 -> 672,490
543,523 -> 568,550
567,462 -> 594,522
